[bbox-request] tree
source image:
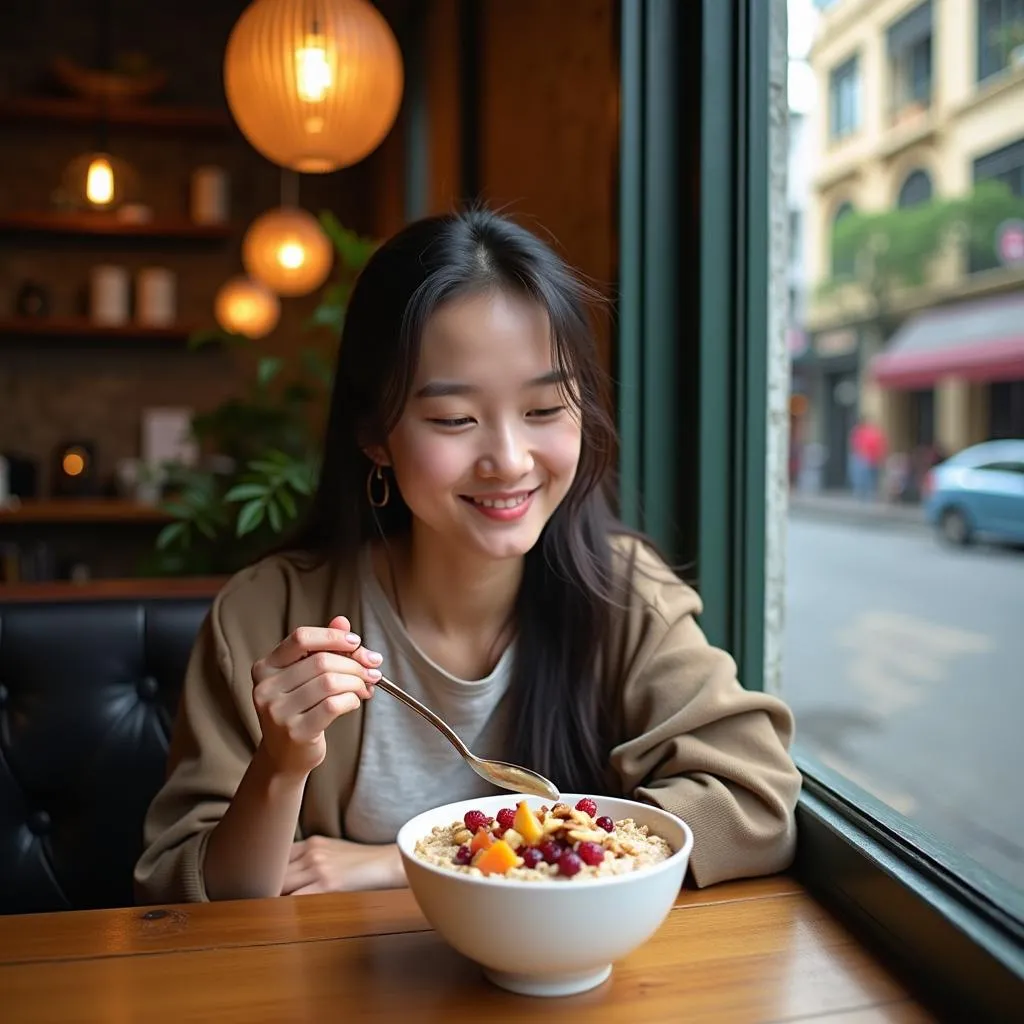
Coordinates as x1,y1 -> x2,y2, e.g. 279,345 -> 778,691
823,180 -> 1024,342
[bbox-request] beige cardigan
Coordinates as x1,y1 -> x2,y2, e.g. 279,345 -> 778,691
135,539 -> 801,903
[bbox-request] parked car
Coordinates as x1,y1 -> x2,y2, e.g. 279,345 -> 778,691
923,439 -> 1024,546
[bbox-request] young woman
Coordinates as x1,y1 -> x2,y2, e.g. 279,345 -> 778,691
135,209 -> 800,903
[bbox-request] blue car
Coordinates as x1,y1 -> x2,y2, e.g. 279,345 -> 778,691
924,439 -> 1024,546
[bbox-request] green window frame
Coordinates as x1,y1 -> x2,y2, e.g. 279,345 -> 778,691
616,2 -> 1024,1018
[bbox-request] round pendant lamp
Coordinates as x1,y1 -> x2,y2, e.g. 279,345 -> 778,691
242,207 -> 334,296
214,277 -> 281,339
223,0 -> 404,173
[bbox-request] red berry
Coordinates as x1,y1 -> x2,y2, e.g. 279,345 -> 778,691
539,840 -> 562,864
577,841 -> 606,867
559,851 -> 583,877
521,847 -> 544,869
463,810 -> 491,833
596,816 -> 615,833
574,798 -> 598,817
496,807 -> 516,830
454,844 -> 473,865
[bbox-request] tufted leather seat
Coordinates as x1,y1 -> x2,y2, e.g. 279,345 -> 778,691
0,594 -> 211,914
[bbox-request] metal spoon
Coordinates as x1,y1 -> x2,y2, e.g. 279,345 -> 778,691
374,674 -> 560,801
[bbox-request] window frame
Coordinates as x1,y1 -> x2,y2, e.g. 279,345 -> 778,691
886,0 -> 933,115
616,1 -> 1024,1017
829,54 -> 860,141
897,168 -> 934,207
977,0 -> 1024,83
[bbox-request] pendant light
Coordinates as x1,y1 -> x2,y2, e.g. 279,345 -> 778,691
214,277 -> 281,339
223,0 -> 404,172
241,172 -> 334,296
61,0 -> 139,211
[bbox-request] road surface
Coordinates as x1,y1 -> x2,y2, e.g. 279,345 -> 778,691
784,515 -> 1024,893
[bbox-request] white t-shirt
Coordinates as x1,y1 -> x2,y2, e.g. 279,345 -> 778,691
343,548 -> 515,843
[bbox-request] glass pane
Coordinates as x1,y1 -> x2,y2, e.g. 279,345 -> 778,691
784,0 -> 1024,900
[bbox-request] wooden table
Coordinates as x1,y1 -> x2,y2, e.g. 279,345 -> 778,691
1,876 -> 934,1023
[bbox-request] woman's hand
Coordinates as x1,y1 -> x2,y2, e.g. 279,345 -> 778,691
251,615 -> 382,780
281,836 -> 407,895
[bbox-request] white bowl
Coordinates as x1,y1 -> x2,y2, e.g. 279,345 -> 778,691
396,792 -> 693,997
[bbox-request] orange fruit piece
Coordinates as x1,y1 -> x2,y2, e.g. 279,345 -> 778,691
513,800 -> 544,846
469,827 -> 494,854
474,839 -> 523,875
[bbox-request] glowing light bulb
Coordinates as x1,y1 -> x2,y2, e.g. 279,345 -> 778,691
277,241 -> 306,269
295,35 -> 332,102
63,452 -> 86,476
86,156 -> 115,206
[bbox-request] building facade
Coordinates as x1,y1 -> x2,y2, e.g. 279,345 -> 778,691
798,0 -> 1024,489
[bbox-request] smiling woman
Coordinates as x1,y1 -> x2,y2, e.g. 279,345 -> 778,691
134,208 -> 801,908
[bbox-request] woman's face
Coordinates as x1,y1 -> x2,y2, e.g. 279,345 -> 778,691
381,289 -> 583,563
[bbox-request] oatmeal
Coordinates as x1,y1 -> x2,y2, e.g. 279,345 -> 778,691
413,798 -> 673,880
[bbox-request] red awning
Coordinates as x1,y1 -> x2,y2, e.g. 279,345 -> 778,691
870,294 -> 1024,389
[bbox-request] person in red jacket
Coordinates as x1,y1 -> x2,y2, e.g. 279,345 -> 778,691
848,418 -> 886,500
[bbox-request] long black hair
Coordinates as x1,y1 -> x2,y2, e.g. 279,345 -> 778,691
288,208 -> 632,793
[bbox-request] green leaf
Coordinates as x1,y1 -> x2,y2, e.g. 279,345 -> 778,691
309,304 -> 345,331
156,520 -> 188,550
224,482 -> 269,502
284,463 -> 316,495
236,499 -> 266,537
257,356 -> 284,388
266,497 -> 283,532
194,516 -> 218,540
277,486 -> 298,519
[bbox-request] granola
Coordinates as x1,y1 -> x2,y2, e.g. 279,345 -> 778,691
413,798 -> 673,881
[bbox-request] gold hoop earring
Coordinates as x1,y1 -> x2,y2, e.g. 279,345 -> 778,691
366,464 -> 390,508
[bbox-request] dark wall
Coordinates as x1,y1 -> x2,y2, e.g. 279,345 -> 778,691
422,0 -> 618,370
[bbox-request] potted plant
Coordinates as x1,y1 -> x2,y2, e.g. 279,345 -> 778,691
143,212 -> 377,576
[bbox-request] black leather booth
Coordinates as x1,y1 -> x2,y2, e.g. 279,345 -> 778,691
0,592 -> 211,914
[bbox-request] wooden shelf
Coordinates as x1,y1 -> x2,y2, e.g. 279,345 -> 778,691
0,499 -> 172,525
0,96 -> 230,131
0,318 -> 202,343
0,211 -> 232,241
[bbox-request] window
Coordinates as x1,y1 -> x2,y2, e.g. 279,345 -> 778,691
897,168 -> 933,207
990,380 -> 1024,437
908,388 -> 935,446
971,137 -> 1024,271
621,3 -> 1023,1014
978,0 -> 1024,83
888,2 -> 933,117
830,201 -> 855,276
829,56 -> 859,140
746,0 -> 1024,1014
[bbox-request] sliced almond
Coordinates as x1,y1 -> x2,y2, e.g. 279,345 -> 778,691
569,808 -> 595,827
502,828 -> 524,850
543,817 -> 569,835
550,803 -> 572,819
568,828 -> 609,844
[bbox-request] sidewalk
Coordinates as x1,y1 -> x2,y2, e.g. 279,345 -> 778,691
788,489 -> 929,530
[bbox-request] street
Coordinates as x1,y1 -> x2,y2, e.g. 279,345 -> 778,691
783,514 -> 1024,893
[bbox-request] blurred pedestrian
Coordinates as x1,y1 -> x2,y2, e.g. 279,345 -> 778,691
848,418 -> 886,500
